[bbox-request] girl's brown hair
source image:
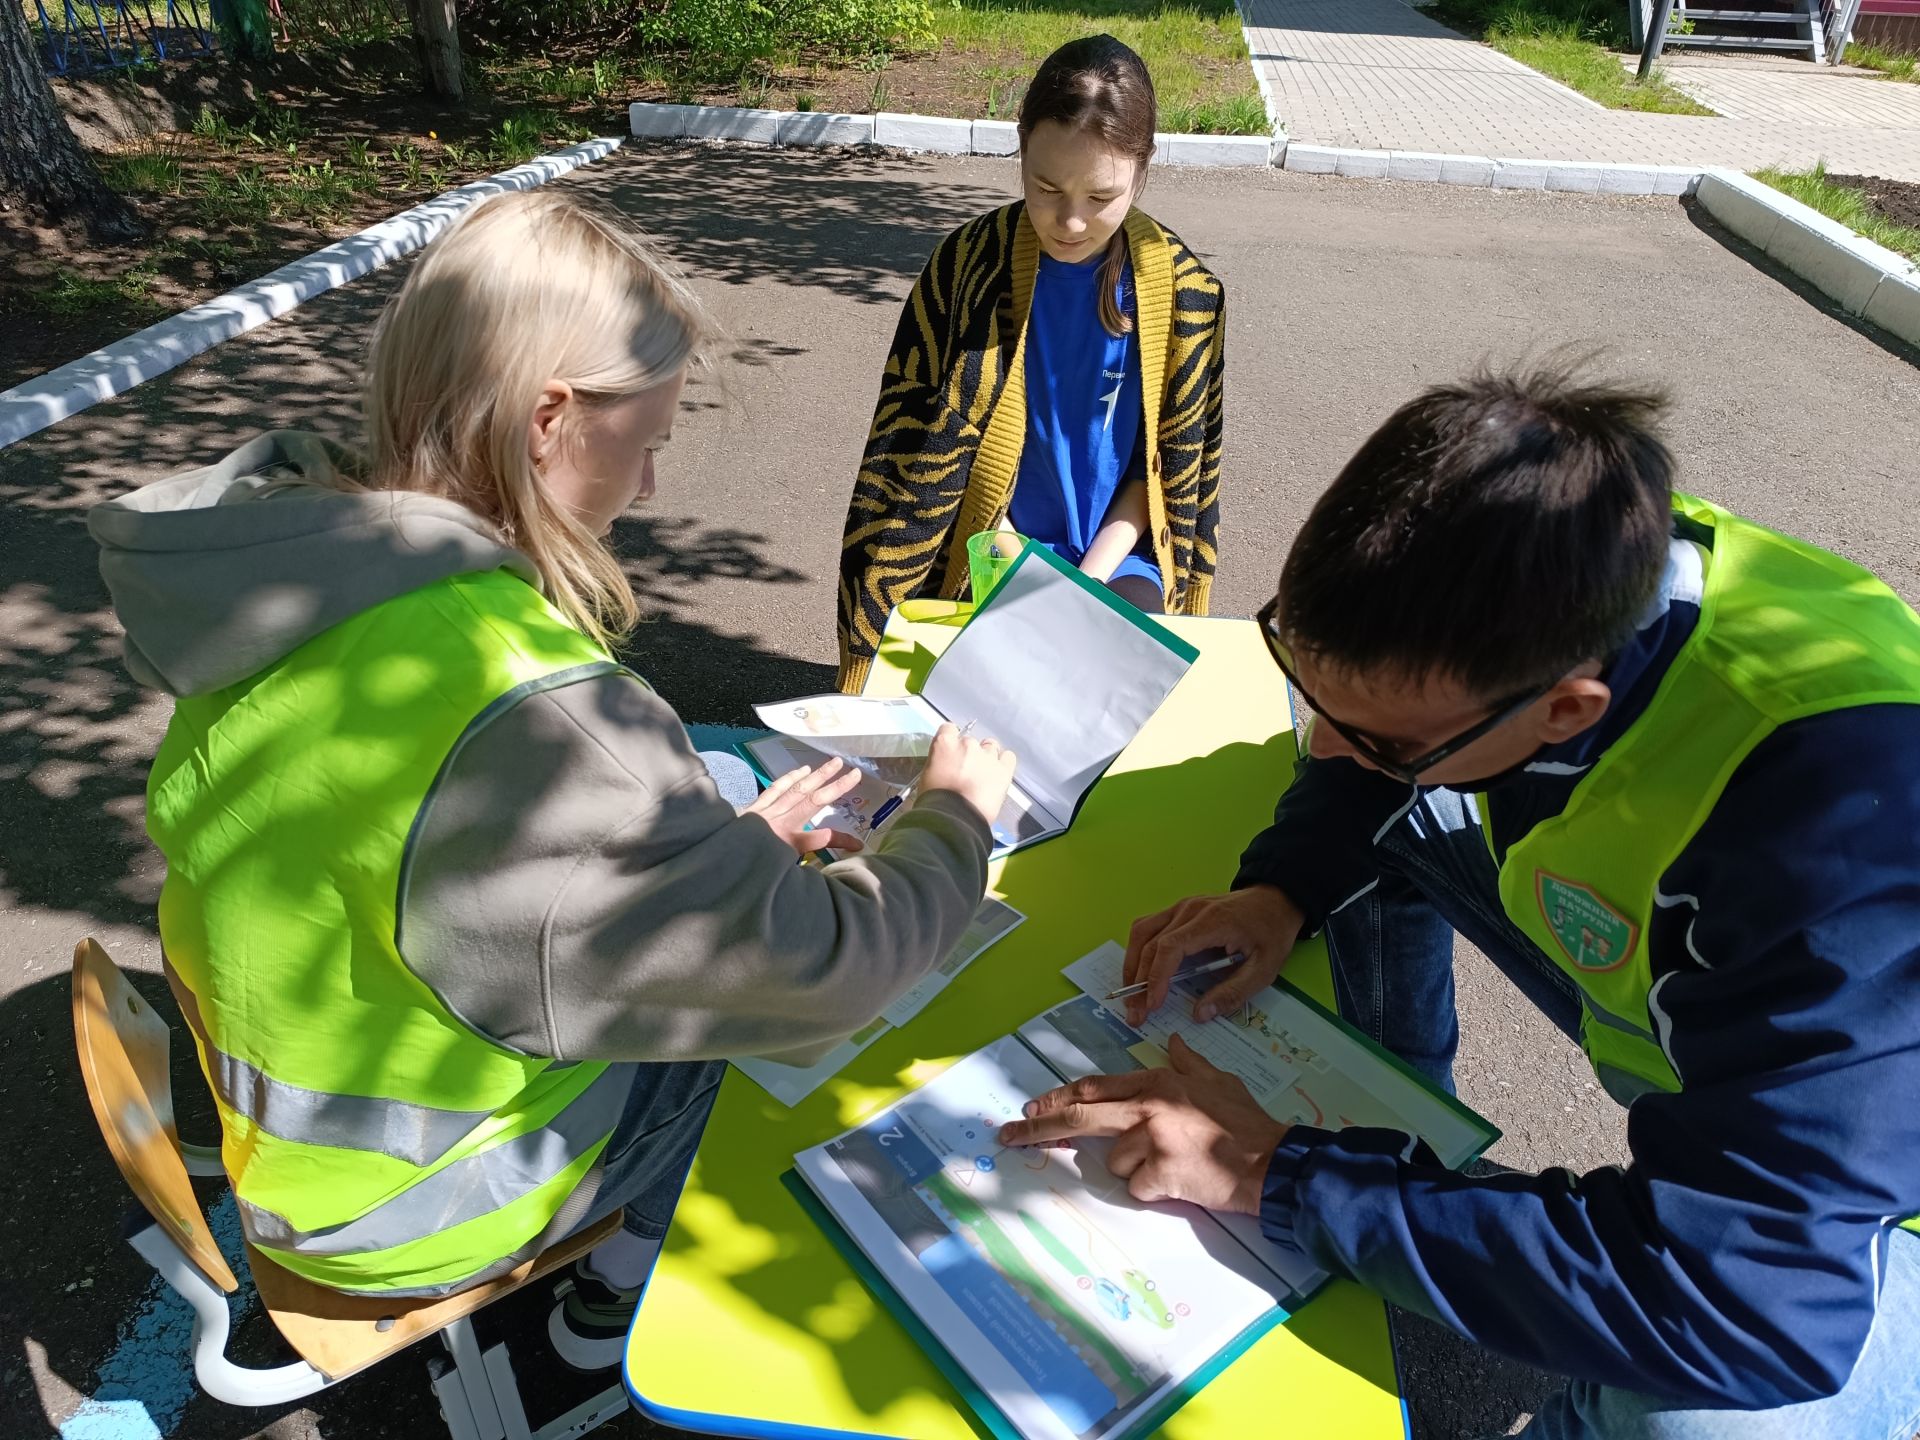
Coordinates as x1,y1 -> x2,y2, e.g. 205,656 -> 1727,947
1017,34 -> 1157,337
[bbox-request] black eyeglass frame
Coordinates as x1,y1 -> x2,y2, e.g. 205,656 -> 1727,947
1256,596 -> 1559,785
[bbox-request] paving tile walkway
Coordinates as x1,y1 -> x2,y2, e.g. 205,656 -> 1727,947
1243,0 -> 1920,178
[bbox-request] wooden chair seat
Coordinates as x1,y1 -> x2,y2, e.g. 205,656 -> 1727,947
247,1213 -> 620,1382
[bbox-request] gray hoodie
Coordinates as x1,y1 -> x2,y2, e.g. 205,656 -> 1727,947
91,432 -> 991,1065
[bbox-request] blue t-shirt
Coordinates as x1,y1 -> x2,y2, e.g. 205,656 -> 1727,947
1011,252 -> 1157,585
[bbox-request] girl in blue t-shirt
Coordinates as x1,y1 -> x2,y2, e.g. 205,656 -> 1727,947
837,35 -> 1228,686
1010,37 -> 1169,613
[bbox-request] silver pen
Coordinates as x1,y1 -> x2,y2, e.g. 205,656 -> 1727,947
1105,952 -> 1245,1001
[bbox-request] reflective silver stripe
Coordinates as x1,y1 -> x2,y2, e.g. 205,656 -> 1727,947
165,957 -> 497,1168
1581,993 -> 1655,1042
1595,1063 -> 1668,1107
241,1061 -> 634,1258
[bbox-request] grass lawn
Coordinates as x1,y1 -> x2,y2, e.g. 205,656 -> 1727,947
929,1 -> 1268,134
1418,0 -> 1714,115
491,0 -> 1268,134
1754,163 -> 1920,260
1845,42 -> 1919,83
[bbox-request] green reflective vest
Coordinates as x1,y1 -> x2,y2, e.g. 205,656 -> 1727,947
150,569 -> 631,1296
1480,494 -> 1920,1232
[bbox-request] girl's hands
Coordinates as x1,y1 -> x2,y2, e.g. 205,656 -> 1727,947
921,723 -> 1018,824
745,758 -> 867,857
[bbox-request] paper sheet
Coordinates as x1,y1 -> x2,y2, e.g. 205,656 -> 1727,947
754,694 -> 942,786
922,547 -> 1195,822
795,1038 -> 1288,1440
732,898 -> 1028,1106
1058,943 -> 1488,1167
882,898 -> 1027,1028
741,734 -> 906,847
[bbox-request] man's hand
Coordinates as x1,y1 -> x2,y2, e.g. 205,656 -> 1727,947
744,758 -> 867,857
998,1035 -> 1289,1214
1122,885 -> 1306,1026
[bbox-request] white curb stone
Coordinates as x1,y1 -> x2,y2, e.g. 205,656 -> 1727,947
1387,151 -> 1448,184
779,111 -> 872,148
1334,148 -> 1391,179
1542,161 -> 1610,194
1281,143 -> 1341,175
1696,170 -> 1787,253
0,138 -> 625,451
1650,166 -> 1702,197
1161,133 -> 1272,167
1696,168 -> 1919,339
686,106 -> 784,145
1768,208 -> 1913,315
1492,159 -> 1551,190
1438,154 -> 1496,186
1862,270 -> 1920,347
628,102 -> 693,140
875,112 -> 971,153
972,119 -> 1020,156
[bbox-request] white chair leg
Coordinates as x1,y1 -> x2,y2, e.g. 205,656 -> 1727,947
127,1224 -> 330,1408
429,1352 -> 488,1440
441,1315 -> 506,1440
482,1341 -> 534,1440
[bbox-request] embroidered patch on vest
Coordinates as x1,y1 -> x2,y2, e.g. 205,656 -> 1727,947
1537,871 -> 1638,972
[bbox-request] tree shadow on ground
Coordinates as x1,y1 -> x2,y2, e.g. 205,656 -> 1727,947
2,136 -> 999,1427
575,142 -> 1016,307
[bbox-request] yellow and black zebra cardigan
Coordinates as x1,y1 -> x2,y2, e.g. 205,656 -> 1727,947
836,202 -> 1226,692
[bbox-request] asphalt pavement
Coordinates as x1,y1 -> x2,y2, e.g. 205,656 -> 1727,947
3,143 -> 1916,1440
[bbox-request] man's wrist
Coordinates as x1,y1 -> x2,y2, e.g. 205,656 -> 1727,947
1230,1119 -> 1293,1215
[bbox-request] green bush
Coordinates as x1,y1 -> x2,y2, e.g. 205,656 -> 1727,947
478,0 -> 932,64
641,0 -> 934,64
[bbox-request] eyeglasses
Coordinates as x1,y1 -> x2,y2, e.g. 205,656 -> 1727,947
1256,596 -> 1557,785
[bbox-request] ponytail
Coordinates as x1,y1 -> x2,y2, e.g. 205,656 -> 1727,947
1096,230 -> 1133,336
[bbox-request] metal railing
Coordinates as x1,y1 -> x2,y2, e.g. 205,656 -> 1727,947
31,0 -> 217,74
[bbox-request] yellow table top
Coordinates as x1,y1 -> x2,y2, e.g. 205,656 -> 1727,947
624,605 -> 1406,1439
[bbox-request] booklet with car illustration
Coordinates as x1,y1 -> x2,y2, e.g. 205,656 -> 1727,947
751,541 -> 1199,857
789,943 -> 1500,1440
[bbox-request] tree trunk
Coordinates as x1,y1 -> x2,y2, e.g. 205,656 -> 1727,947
406,0 -> 463,101
0,0 -> 143,239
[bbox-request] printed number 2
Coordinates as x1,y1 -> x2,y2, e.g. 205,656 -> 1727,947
876,1126 -> 905,1147
1099,383 -> 1122,434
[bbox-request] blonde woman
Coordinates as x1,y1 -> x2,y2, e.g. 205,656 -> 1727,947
90,188 -> 1015,1369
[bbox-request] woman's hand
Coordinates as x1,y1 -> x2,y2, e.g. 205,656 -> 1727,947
921,723 -> 1018,824
745,758 -> 868,858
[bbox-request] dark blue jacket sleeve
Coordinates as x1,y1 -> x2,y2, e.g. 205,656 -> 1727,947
1233,753 -> 1412,931
1258,705 -> 1920,1407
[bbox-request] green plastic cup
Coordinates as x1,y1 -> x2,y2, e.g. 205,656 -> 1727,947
967,530 -> 1025,603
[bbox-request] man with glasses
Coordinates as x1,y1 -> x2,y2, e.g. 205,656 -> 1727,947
998,365 -> 1920,1438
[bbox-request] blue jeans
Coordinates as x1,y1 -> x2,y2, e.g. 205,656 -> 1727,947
1323,786 -> 1920,1440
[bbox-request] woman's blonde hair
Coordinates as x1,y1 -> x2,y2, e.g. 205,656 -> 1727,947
363,187 -> 707,648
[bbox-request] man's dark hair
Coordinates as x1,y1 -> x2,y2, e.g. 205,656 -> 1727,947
1278,361 -> 1676,698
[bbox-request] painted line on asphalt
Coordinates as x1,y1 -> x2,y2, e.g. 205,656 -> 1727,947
0,137 -> 626,452
58,1192 -> 257,1440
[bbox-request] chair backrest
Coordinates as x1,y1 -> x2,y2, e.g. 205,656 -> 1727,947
72,938 -> 239,1294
